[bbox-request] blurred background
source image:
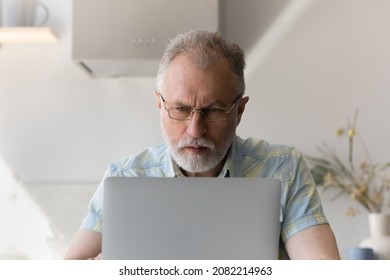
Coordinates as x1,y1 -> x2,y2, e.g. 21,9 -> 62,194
0,0 -> 389,259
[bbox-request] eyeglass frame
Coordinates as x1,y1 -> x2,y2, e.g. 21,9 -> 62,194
157,91 -> 243,122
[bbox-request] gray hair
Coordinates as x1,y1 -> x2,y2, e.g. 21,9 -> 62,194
156,30 -> 246,96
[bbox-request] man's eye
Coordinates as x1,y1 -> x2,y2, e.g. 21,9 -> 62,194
205,108 -> 224,113
175,107 -> 192,113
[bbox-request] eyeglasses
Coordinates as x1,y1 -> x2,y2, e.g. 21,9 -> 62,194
159,92 -> 242,122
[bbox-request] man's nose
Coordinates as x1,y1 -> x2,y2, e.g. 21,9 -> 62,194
186,110 -> 207,138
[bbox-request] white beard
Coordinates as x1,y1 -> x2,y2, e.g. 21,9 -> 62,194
161,120 -> 235,173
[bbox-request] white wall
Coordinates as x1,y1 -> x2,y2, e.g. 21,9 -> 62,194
0,1 -> 161,182
1,0 -> 389,259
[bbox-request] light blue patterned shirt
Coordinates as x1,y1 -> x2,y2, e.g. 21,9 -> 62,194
81,135 -> 328,258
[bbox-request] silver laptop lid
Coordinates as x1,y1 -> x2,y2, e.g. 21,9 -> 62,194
102,177 -> 281,260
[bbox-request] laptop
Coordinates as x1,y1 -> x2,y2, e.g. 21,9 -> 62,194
102,177 -> 281,260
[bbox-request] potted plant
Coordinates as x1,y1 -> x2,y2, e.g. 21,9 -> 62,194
306,111 -> 390,259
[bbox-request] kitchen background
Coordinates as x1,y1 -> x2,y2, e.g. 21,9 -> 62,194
0,0 -> 389,259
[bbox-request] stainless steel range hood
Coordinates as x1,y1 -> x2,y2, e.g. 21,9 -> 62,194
72,0 -> 220,77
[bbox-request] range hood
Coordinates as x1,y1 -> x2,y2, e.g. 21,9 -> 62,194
72,0 -> 220,77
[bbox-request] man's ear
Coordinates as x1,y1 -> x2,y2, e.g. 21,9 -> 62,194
236,96 -> 249,126
154,91 -> 162,109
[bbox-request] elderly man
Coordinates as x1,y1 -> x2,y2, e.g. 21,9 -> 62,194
65,30 -> 340,260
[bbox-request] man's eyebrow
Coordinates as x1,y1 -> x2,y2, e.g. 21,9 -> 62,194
170,100 -> 190,107
167,97 -> 227,108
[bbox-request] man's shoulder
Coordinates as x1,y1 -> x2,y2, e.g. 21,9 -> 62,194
108,143 -> 171,176
237,136 -> 301,159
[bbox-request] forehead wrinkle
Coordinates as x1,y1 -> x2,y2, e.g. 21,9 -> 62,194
163,55 -> 235,109
169,95 -> 223,109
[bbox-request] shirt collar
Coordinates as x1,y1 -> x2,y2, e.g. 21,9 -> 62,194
172,159 -> 184,177
220,135 -> 243,177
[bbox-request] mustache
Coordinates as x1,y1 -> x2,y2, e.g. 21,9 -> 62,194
176,137 -> 215,149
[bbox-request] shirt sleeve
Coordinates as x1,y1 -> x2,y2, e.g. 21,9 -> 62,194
79,171 -> 108,233
279,150 -> 328,242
